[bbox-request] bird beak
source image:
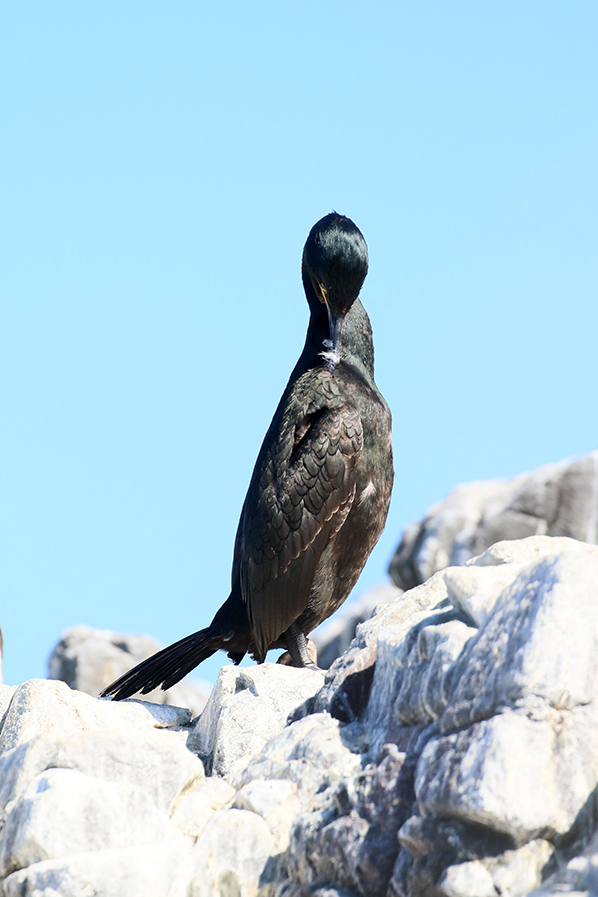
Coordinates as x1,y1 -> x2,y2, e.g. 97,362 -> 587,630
316,280 -> 344,371
326,303 -> 344,360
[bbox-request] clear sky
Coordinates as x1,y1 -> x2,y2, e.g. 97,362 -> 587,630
2,3 -> 597,688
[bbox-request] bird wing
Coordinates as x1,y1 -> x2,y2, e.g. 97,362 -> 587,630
236,383 -> 363,662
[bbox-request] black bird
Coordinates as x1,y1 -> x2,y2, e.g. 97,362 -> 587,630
101,213 -> 393,699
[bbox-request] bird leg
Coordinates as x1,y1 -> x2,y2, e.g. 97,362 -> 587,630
282,622 -> 321,671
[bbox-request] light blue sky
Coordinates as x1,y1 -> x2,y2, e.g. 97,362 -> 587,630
2,3 -> 597,688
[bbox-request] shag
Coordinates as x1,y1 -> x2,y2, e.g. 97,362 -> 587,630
101,213 -> 393,699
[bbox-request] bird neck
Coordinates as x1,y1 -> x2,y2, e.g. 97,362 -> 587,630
301,297 -> 376,382
340,299 -> 375,378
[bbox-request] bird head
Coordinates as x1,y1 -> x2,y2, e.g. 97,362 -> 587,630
302,213 -> 369,371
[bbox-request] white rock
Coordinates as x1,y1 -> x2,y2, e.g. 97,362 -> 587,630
233,779 -> 300,851
232,712 -> 361,795
170,776 -> 236,838
490,839 -> 554,895
192,663 -> 324,777
465,533 -> 583,569
315,566 -> 451,720
444,534 -> 590,633
0,683 -> 200,826
394,617 -> 476,727
438,860 -> 496,897
188,808 -> 275,897
390,475 -> 520,588
415,540 -> 598,842
528,829 -> 598,894
364,569 -> 459,754
0,738 -> 60,816
390,451 -> 598,590
0,838 -> 194,897
312,581 -> 402,669
443,564 -> 518,626
0,679 -> 190,756
51,727 -> 204,811
4,532 -> 598,897
417,709 -> 583,839
234,778 -> 297,818
443,543 -> 598,729
0,685 -> 15,722
0,767 -> 178,877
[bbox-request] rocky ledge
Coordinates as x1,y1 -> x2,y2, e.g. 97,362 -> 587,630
0,534 -> 597,896
390,449 -> 598,591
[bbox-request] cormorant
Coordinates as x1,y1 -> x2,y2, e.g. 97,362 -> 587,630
101,213 -> 393,700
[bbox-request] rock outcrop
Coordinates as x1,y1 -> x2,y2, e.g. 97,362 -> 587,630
390,450 -> 598,591
2,534 -> 598,895
312,582 -> 402,670
48,624 -> 211,716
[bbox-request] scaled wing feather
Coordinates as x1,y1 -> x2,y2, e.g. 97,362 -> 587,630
238,393 -> 363,661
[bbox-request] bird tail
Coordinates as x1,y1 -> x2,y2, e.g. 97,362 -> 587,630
99,625 -> 222,701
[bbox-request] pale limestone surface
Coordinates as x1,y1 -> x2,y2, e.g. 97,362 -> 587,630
390,450 -> 598,590
1,536 -> 598,896
191,663 -> 324,777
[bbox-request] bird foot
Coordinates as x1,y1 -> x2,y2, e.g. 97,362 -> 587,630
279,628 -> 321,670
277,650 -> 322,672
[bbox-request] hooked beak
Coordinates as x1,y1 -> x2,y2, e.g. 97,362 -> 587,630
326,302 -> 344,361
317,281 -> 344,372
